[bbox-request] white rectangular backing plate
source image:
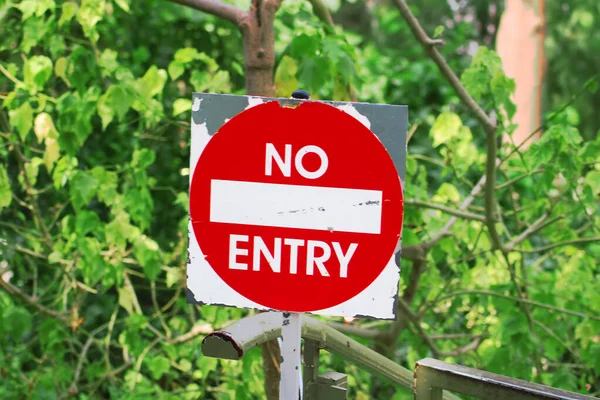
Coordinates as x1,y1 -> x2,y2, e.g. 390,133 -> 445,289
187,93 -> 407,320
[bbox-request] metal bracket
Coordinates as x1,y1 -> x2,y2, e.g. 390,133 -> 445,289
303,340 -> 347,400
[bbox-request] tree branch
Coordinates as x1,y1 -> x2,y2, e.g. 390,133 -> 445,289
307,0 -> 334,27
392,0 -> 503,251
517,236 -> 600,254
505,211 -> 564,250
405,199 -> 486,221
439,337 -> 482,357
169,0 -> 246,26
0,278 -> 68,323
169,322 -> 213,344
434,290 -> 600,321
397,297 -> 441,358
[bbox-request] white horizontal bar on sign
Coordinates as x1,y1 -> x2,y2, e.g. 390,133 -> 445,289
210,179 -> 383,234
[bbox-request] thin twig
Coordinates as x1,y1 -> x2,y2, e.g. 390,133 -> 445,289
405,199 -> 486,221
392,0 -> 503,251
0,278 -> 68,323
517,237 -> 600,254
435,290 -> 600,321
169,322 -> 213,344
534,320 -> 579,359
307,0 -> 334,26
169,0 -> 246,26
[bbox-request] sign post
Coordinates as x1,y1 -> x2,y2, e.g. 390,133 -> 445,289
187,93 -> 407,398
280,312 -> 302,399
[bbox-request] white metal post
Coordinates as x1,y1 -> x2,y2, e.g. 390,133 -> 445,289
279,312 -> 302,399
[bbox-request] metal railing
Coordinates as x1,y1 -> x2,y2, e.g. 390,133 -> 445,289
201,312 -> 597,400
414,358 -> 598,400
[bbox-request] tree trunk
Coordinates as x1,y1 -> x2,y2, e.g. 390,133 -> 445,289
240,0 -> 281,397
240,0 -> 280,97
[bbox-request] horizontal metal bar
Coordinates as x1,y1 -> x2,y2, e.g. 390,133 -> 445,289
202,312 -> 460,400
415,358 -> 598,400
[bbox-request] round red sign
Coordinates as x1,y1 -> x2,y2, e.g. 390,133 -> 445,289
190,101 -> 403,312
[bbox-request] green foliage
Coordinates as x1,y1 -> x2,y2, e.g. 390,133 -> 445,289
0,0 -> 598,398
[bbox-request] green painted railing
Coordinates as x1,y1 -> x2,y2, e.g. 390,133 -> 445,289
201,312 -> 598,400
414,358 -> 598,400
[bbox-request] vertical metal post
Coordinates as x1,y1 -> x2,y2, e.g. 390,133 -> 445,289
414,362 -> 444,400
280,312 -> 302,399
303,340 -> 320,399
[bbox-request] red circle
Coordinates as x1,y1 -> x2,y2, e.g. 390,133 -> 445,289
190,101 -> 403,312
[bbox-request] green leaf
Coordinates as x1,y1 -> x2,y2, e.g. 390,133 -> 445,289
9,102 -> 34,141
22,17 -> 50,53
165,267 -> 181,288
430,112 -> 462,147
168,61 -> 185,80
97,84 -> 133,129
43,138 -> 60,172
433,182 -> 461,203
139,65 -> 167,98
106,211 -> 139,250
118,285 -> 136,316
114,0 -> 130,12
146,356 -> 170,380
433,25 -> 445,38
22,157 -> 43,188
173,98 -> 192,117
75,210 -> 102,236
24,55 -> 53,92
19,0 -> 55,20
275,56 -> 299,98
134,235 -> 162,280
132,148 -> 156,170
18,0 -> 38,20
0,164 -> 12,211
584,170 -> 600,195
52,156 -> 78,189
34,112 -> 58,144
561,125 -> 583,146
98,49 -> 119,75
298,57 -> 328,93
77,0 -> 105,42
174,48 -> 199,63
69,170 -> 98,209
54,57 -> 70,86
4,307 -> 32,340
59,2 -> 78,26
91,167 -> 118,205
528,141 -> 555,169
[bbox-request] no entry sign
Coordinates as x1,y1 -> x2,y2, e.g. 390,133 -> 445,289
187,94 -> 407,319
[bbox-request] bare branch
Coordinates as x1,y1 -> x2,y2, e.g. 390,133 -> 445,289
439,337 -> 482,357
169,322 -> 213,344
517,236 -> 600,254
534,320 -> 579,359
169,0 -> 246,26
506,211 -> 563,250
307,0 -> 334,27
0,278 -> 68,323
405,199 -> 486,222
391,0 -> 495,134
425,172 -> 489,249
495,168 -> 543,190
435,290 -> 600,321
397,297 -> 441,358
430,333 -> 486,340
392,0 -> 503,251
